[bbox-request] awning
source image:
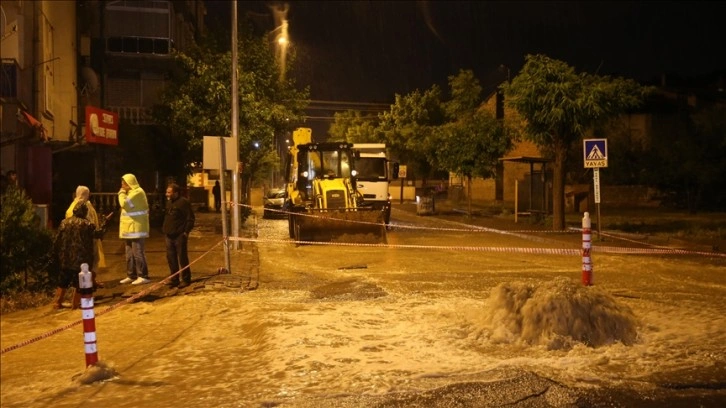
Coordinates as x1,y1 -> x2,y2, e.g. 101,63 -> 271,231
19,110 -> 49,141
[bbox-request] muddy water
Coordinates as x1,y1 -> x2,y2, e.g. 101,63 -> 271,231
1,211 -> 725,407
241,215 -> 726,405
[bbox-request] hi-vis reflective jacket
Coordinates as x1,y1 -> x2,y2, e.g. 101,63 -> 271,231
118,173 -> 150,239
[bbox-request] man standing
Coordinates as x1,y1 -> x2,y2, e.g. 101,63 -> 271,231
212,180 -> 221,212
163,183 -> 195,288
118,173 -> 151,285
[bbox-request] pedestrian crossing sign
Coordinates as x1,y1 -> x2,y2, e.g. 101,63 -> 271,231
583,138 -> 608,168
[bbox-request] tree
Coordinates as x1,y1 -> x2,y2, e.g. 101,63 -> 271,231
0,188 -> 54,293
434,70 -> 512,214
328,110 -> 379,143
501,54 -> 650,230
688,105 -> 726,211
644,103 -> 726,212
376,86 -> 447,181
154,19 -> 309,196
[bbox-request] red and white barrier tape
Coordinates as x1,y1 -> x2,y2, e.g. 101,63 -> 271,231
230,236 -> 726,258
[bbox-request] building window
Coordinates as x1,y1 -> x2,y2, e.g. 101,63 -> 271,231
106,36 -> 170,55
1,62 -> 19,98
42,15 -> 55,116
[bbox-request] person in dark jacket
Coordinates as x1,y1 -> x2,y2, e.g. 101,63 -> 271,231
162,183 -> 195,287
212,180 -> 222,212
51,202 -> 105,309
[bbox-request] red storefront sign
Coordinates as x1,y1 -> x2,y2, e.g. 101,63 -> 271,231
85,106 -> 119,146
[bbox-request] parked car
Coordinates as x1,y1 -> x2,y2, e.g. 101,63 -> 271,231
263,188 -> 286,219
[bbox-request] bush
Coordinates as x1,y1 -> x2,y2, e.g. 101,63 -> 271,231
0,188 -> 54,295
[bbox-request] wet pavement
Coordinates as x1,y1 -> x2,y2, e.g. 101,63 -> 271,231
3,202 -> 725,407
90,208 -> 260,308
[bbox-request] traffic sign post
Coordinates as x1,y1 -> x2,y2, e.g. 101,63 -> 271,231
398,165 -> 407,204
583,139 -> 607,240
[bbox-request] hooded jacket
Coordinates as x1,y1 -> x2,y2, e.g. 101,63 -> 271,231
118,173 -> 150,239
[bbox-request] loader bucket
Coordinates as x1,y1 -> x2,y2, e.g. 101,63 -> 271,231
292,208 -> 387,244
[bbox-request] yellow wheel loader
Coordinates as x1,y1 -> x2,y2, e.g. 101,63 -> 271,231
284,128 -> 387,244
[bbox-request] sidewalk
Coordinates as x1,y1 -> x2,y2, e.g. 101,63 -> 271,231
89,209 -> 259,307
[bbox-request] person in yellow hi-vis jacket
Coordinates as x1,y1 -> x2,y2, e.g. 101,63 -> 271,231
117,173 -> 151,285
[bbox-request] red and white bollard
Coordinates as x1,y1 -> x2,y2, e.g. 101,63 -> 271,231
78,263 -> 99,367
582,212 -> 593,286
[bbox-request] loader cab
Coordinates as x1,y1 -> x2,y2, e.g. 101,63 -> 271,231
293,142 -> 358,199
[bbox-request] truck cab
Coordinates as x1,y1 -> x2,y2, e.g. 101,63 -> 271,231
353,143 -> 399,224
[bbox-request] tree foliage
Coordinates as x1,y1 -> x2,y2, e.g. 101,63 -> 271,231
434,70 -> 512,178
376,86 -> 447,180
433,70 -> 512,213
328,110 -> 379,143
644,104 -> 726,211
502,54 -> 651,229
154,18 -> 309,191
0,189 -> 54,293
374,69 -> 512,195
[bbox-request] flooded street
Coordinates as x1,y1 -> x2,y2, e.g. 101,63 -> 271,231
2,207 -> 725,407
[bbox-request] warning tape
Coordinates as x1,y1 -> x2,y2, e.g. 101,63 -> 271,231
255,204 -> 723,257
0,319 -> 85,354
0,240 -> 225,355
230,236 -> 581,255
231,235 -> 725,258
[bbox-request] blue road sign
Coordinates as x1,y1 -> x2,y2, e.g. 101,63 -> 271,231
583,138 -> 608,168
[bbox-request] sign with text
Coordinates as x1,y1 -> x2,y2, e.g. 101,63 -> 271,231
593,168 -> 601,204
398,165 -> 407,179
583,138 -> 608,168
85,106 -> 119,146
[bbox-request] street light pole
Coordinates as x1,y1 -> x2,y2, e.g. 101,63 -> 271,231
231,1 -> 240,250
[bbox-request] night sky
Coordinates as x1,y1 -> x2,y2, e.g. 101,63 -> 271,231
207,1 -> 726,112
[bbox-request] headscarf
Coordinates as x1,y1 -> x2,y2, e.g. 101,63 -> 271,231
75,185 -> 90,201
72,201 -> 89,218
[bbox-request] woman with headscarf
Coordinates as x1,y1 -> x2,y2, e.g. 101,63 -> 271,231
52,202 -> 99,309
65,185 -> 108,287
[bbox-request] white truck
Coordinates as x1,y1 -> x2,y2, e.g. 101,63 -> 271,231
353,143 -> 399,225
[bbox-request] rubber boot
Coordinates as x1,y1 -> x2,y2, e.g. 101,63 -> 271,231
53,288 -> 66,309
71,289 -> 82,310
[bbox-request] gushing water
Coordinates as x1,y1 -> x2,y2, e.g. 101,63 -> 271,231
480,277 -> 639,350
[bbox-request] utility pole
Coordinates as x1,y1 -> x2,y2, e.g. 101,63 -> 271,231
231,1 -> 240,250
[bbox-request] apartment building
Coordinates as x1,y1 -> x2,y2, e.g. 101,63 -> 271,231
1,0 -> 77,211
2,0 -> 206,226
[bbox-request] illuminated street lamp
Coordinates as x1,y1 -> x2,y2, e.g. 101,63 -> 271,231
271,20 -> 290,82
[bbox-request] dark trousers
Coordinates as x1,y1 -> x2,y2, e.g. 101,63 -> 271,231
165,233 -> 191,284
